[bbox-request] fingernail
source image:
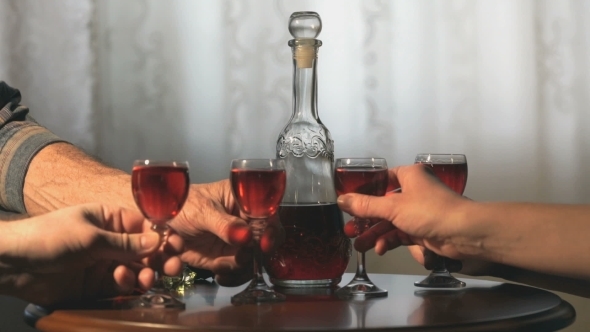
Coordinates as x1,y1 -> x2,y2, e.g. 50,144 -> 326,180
141,233 -> 160,249
337,195 -> 351,209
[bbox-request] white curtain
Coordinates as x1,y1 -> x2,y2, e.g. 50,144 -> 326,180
0,0 -> 96,150
1,0 -> 589,205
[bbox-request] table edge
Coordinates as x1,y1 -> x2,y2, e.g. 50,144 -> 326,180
27,299 -> 575,332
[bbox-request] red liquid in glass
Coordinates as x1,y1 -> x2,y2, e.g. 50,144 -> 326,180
230,169 -> 286,218
264,203 -> 351,281
421,162 -> 468,194
334,167 -> 388,196
335,166 -> 388,235
132,165 -> 189,225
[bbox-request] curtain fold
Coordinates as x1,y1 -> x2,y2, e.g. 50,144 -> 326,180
0,0 -> 96,152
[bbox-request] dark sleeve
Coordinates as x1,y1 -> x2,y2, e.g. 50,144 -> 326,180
0,81 -> 67,213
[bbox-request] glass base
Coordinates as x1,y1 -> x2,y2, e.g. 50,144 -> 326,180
270,277 -> 341,288
132,293 -> 185,309
414,271 -> 466,288
336,279 -> 388,299
231,287 -> 286,305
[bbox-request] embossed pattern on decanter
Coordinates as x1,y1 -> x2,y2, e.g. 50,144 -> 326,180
277,125 -> 334,160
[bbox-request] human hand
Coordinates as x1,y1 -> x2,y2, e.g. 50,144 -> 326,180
0,203 -> 183,306
341,187 -> 501,278
337,164 -> 472,260
169,179 -> 284,286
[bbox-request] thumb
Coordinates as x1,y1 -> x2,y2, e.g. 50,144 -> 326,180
92,230 -> 161,261
337,193 -> 396,221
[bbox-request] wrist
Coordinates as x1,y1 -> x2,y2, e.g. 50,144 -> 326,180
447,199 -> 493,260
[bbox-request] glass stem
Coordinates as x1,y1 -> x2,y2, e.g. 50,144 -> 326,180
249,218 -> 268,288
353,216 -> 371,281
432,253 -> 449,274
150,223 -> 169,292
353,250 -> 370,281
151,223 -> 169,239
251,246 -> 266,287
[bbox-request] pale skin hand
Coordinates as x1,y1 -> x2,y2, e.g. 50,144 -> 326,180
0,203 -> 183,307
337,164 -> 590,294
23,143 -> 282,286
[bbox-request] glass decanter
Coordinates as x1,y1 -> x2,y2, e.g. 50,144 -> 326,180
264,12 -> 351,288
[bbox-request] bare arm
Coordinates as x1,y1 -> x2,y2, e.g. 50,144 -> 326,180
456,201 -> 590,281
23,142 -> 134,215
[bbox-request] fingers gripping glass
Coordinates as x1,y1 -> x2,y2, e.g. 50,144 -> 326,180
229,159 -> 287,305
334,158 -> 388,298
131,160 -> 190,308
414,154 -> 467,288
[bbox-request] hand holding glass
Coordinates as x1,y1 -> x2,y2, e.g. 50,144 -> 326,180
131,160 -> 190,308
414,154 -> 467,288
229,159 -> 287,305
334,158 -> 388,298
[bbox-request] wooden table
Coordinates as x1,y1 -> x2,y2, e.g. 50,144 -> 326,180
25,274 -> 575,331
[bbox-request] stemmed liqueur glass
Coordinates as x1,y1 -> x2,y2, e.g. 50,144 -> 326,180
414,153 -> 467,288
229,159 -> 287,305
334,158 -> 388,298
131,160 -> 190,308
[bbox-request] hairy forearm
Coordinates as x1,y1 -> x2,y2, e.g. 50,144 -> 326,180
23,143 -> 136,215
455,201 -> 590,280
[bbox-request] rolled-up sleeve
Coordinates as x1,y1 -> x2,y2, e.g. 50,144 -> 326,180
0,81 -> 66,213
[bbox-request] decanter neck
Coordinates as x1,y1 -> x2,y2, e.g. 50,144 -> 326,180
292,55 -> 319,121
289,39 -> 322,121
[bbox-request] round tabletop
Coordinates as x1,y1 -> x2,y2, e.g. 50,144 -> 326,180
26,274 -> 575,332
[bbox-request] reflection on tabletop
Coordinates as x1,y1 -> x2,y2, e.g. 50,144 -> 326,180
347,298 -> 379,329
177,285 -> 353,329
28,274 -> 574,332
409,284 -> 557,326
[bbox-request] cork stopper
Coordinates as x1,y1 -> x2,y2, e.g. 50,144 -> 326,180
288,12 -> 322,68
